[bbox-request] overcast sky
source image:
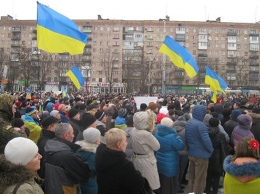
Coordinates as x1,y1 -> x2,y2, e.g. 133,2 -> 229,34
1,0 -> 259,23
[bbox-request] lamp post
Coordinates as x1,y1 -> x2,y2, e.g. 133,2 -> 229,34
162,20 -> 166,96
82,65 -> 90,93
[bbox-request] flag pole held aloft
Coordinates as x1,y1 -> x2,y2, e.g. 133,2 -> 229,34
66,66 -> 84,89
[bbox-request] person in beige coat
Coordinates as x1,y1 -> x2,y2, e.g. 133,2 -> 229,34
131,109 -> 160,192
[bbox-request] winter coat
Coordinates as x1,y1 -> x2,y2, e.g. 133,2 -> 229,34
131,127 -> 160,190
223,155 -> 260,194
249,113 -> 260,143
76,141 -> 99,194
155,124 -> 184,177
23,115 -> 42,143
59,111 -> 69,123
123,126 -> 134,160
0,94 -> 27,153
44,137 -> 91,194
224,119 -> 239,140
173,114 -> 190,155
96,120 -> 107,136
105,104 -> 118,130
185,105 -> 213,159
95,146 -> 145,194
0,155 -> 44,194
207,126 -> 228,174
69,118 -> 81,142
37,129 -> 55,177
231,124 -> 254,148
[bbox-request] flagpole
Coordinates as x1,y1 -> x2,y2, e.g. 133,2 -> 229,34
162,19 -> 166,96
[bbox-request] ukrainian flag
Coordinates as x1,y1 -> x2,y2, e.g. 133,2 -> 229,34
205,66 -> 228,93
159,36 -> 199,78
66,66 -> 84,89
37,2 -> 88,55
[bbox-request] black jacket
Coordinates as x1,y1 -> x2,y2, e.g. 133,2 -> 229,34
249,113 -> 260,143
68,119 -> 81,143
96,145 -> 145,194
44,137 -> 91,194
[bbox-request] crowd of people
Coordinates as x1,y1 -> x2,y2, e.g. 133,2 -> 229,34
0,91 -> 260,194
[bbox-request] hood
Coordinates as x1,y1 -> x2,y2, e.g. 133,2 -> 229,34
96,120 -> 105,127
208,126 -> 219,137
75,141 -> 98,153
224,155 -> 260,177
0,155 -> 32,187
0,94 -> 15,121
173,120 -> 186,132
237,114 -> 252,130
98,147 -> 126,172
44,138 -> 80,154
192,105 -> 207,121
203,114 -> 213,127
156,124 -> 176,136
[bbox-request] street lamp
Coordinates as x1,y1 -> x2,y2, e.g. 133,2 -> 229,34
82,65 -> 90,93
161,19 -> 166,96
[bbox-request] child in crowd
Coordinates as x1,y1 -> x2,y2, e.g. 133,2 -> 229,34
223,137 -> 260,194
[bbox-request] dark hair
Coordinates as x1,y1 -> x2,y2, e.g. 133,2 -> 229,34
232,137 -> 260,161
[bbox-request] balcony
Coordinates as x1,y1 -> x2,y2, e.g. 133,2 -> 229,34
83,51 -> 91,55
11,36 -> 20,40
227,62 -> 237,66
33,29 -> 37,33
85,44 -> 92,48
83,29 -> 92,33
249,77 -> 259,81
175,37 -> 185,42
250,55 -> 259,59
198,53 -> 207,57
82,58 -> 91,62
249,32 -> 259,36
11,43 -> 20,47
250,62 -> 259,66
227,31 -> 237,36
226,69 -> 236,73
12,27 -> 21,32
87,36 -> 92,40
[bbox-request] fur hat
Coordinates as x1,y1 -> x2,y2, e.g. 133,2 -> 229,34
133,110 -> 154,131
25,107 -> 36,115
95,111 -> 106,121
41,116 -> 58,128
148,102 -> 157,111
68,108 -> 79,119
4,137 -> 38,165
81,113 -> 96,129
209,117 -> 219,127
83,127 -> 101,143
118,108 -> 128,118
161,118 -> 173,127
12,118 -> 24,128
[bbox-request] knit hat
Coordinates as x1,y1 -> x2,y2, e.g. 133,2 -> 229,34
54,103 -> 60,110
58,104 -> 66,112
21,100 -> 30,108
83,127 -> 101,143
237,114 -> 252,127
118,108 -> 128,118
50,110 -> 59,118
231,109 -> 242,119
161,118 -> 173,127
41,116 -> 58,128
156,113 -> 167,124
209,117 -> 219,127
95,111 -> 106,121
88,103 -> 99,111
68,108 -> 79,119
148,102 -> 157,111
12,118 -> 24,128
81,113 -> 97,128
25,107 -> 36,115
4,137 -> 38,165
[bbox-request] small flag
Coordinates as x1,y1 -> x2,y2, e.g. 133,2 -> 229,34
159,36 -> 199,78
37,2 -> 88,55
66,66 -> 84,90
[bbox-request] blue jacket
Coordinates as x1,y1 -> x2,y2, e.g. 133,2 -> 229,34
155,124 -> 184,177
185,105 -> 213,159
59,111 -> 69,123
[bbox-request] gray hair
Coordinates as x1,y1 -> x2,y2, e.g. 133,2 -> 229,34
55,123 -> 72,137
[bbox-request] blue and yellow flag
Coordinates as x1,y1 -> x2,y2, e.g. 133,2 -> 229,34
66,66 -> 84,89
37,2 -> 88,55
159,36 -> 199,78
205,66 -> 228,93
210,86 -> 218,103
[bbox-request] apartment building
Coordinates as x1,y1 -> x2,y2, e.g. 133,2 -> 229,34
0,15 -> 259,94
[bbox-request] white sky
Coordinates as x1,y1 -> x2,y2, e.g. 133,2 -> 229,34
0,0 -> 259,23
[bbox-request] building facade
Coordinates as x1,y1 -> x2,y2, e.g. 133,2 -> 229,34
0,15 -> 259,94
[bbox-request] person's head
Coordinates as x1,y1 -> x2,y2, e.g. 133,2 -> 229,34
233,137 -> 260,160
41,115 -> 59,131
83,127 -> 101,144
68,108 -> 80,121
118,108 -> 128,118
4,137 -> 42,172
140,103 -> 147,111
81,113 -> 97,129
209,117 -> 220,128
233,102 -> 241,109
125,115 -> 134,127
161,117 -> 174,127
133,109 -> 154,132
58,104 -> 66,112
0,93 -> 16,121
55,123 -> 74,142
105,128 -> 127,152
237,114 -> 252,128
12,118 -> 25,131
148,102 -> 158,113
25,107 -> 39,120
231,109 -> 242,120
95,111 -> 107,123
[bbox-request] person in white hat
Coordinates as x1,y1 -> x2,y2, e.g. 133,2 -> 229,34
0,137 -> 44,194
